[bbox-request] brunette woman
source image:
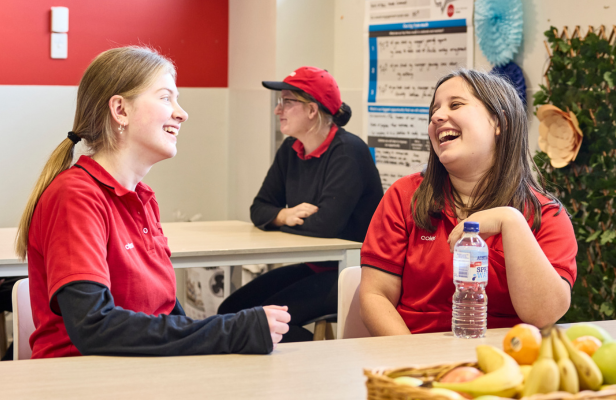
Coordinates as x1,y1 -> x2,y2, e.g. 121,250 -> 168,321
359,69 -> 577,335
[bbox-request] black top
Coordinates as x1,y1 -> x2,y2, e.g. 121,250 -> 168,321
250,128 -> 383,243
56,282 -> 273,356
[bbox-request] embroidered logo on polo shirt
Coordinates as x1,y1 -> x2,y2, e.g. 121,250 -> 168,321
125,243 -> 135,250
421,236 -> 436,241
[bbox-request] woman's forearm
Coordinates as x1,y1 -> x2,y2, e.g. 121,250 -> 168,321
57,282 -> 273,356
360,292 -> 411,336
500,208 -> 571,327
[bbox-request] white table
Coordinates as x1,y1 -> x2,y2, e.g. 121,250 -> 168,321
0,220 -> 362,277
2,320 -> 614,400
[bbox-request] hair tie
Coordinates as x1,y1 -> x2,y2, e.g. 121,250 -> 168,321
67,131 -> 82,144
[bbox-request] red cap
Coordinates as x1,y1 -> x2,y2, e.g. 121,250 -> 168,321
262,66 -> 342,115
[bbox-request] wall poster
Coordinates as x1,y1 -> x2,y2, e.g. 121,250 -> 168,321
364,0 -> 474,191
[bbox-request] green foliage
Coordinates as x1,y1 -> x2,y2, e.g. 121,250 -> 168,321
535,27 -> 616,322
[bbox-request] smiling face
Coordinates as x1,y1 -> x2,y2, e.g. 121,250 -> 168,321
275,90 -> 315,138
124,72 -> 188,163
428,77 -> 500,175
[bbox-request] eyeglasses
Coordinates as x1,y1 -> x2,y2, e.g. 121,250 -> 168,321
277,97 -> 303,109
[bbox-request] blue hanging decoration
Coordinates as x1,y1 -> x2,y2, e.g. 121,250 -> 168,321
491,61 -> 527,105
475,0 -> 524,67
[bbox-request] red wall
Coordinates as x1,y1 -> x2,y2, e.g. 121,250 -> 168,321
0,0 -> 228,87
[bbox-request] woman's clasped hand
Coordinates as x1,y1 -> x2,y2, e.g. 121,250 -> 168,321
274,203 -> 319,227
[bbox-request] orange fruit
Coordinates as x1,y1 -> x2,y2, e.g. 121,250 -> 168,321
503,323 -> 542,365
572,335 -> 602,356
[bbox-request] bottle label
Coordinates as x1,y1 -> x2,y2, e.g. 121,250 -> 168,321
453,248 -> 488,283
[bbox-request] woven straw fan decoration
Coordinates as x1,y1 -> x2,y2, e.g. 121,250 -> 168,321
537,105 -> 583,168
537,25 -> 616,168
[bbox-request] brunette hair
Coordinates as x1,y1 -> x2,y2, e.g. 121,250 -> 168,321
411,68 -> 561,233
15,46 -> 175,260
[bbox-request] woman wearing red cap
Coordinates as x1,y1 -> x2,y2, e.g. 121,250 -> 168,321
218,67 -> 383,342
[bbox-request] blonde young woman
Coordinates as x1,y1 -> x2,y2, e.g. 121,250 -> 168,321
218,67 -> 383,342
16,47 -> 289,358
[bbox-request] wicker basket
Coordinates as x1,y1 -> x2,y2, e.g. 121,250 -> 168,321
364,363 -> 616,400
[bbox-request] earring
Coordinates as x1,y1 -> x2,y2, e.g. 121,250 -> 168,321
118,123 -> 125,134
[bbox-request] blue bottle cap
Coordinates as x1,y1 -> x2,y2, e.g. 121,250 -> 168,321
463,221 -> 479,232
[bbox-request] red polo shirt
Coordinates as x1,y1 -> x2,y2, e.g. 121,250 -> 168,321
361,173 -> 577,333
27,156 -> 177,358
292,125 -> 338,160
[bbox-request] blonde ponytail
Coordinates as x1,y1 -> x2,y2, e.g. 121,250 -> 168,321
15,138 -> 76,260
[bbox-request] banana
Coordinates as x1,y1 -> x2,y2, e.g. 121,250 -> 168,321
513,365 -> 533,396
552,329 -> 579,394
557,359 -> 581,394
433,345 -> 523,398
522,328 -> 560,397
520,365 -> 533,382
552,329 -> 568,362
557,327 -> 603,391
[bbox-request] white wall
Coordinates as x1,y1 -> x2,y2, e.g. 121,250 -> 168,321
0,85 -> 229,228
0,86 -> 76,227
228,0 -> 277,222
143,88 -> 229,222
276,0 -> 335,79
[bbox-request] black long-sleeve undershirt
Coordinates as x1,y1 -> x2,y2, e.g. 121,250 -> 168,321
55,281 -> 273,356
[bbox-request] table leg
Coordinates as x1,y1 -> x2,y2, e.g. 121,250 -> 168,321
224,266 -> 233,299
224,266 -> 246,298
174,269 -> 186,306
338,249 -> 360,274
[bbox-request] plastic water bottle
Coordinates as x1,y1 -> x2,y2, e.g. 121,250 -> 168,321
452,221 -> 488,338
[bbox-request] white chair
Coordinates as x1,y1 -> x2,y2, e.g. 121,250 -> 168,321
337,266 -> 370,339
12,278 -> 35,360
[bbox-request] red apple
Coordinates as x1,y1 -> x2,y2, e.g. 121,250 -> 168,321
439,367 -> 485,399
440,367 -> 484,383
